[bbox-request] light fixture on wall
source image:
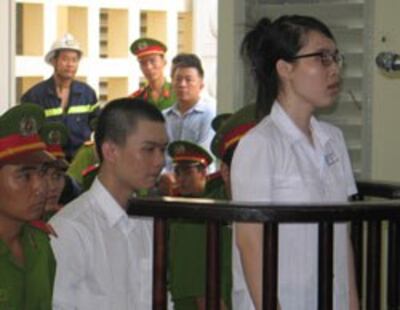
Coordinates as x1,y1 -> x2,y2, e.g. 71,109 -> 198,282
376,52 -> 400,71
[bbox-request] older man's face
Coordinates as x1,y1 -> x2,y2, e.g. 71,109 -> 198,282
0,164 -> 48,222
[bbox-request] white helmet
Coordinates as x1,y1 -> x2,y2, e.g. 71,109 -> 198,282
45,33 -> 82,64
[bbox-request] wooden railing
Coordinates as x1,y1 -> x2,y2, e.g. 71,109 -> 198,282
127,180 -> 400,310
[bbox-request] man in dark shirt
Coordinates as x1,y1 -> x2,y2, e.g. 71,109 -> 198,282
21,33 -> 99,160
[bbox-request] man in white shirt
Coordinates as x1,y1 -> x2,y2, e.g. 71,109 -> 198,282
50,97 -> 169,309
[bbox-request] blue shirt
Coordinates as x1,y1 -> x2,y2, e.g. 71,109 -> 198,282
21,76 -> 99,160
163,97 -> 216,170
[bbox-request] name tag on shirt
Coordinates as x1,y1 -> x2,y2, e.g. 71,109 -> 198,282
324,152 -> 339,166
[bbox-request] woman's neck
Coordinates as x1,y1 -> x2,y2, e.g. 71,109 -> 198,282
277,94 -> 314,142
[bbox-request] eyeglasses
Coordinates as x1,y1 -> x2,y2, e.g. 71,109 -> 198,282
291,50 -> 344,67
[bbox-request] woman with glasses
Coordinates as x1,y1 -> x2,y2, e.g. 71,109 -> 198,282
231,15 -> 359,310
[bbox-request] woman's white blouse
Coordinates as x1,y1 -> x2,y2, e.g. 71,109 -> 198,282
231,102 -> 357,310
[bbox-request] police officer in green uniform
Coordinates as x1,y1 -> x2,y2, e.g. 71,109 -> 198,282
167,141 -> 232,309
130,38 -> 176,110
0,104 -> 56,310
205,105 -> 257,310
67,139 -> 98,188
40,122 -> 76,220
209,104 -> 257,199
66,115 -> 99,191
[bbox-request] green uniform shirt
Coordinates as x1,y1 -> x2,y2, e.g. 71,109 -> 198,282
169,176 -> 232,310
0,224 -> 56,310
131,81 -> 176,111
67,142 -> 98,186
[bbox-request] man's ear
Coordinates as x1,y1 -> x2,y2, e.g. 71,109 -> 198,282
199,79 -> 205,91
101,141 -> 118,164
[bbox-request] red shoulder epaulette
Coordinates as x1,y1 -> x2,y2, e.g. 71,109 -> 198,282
206,171 -> 222,181
29,220 -> 58,237
81,163 -> 99,177
129,88 -> 146,98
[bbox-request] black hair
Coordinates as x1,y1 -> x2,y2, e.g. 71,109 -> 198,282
241,15 -> 335,120
94,97 -> 165,162
171,53 -> 204,78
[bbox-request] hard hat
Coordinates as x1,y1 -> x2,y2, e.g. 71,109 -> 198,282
45,33 -> 82,64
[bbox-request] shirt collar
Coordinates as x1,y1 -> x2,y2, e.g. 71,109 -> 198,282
90,178 -> 132,232
46,76 -> 83,96
166,97 -> 206,116
271,101 -> 331,147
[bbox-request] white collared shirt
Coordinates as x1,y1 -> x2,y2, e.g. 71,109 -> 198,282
50,178 -> 154,310
231,102 -> 357,310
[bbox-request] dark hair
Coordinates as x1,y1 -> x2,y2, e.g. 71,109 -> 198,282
94,97 -> 165,162
241,15 -> 335,120
171,53 -> 204,78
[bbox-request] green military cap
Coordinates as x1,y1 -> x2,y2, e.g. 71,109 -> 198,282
168,140 -> 213,167
130,38 -> 167,59
0,104 -> 55,166
211,104 -> 257,160
39,122 -> 69,169
211,113 -> 233,132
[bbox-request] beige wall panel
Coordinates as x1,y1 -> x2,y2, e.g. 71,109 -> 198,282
371,0 -> 400,181
178,12 -> 192,53
22,3 -> 43,55
68,7 -> 88,56
107,77 -> 128,101
145,11 -> 167,44
108,10 -> 129,58
21,76 -> 43,94
57,6 -> 68,37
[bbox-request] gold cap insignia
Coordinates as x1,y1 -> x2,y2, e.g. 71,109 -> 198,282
20,116 -> 37,136
174,144 -> 186,155
48,130 -> 61,145
137,41 -> 148,50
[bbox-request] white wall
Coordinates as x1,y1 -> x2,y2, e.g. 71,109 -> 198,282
193,0 -> 217,98
0,0 -> 15,113
217,0 -> 246,113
